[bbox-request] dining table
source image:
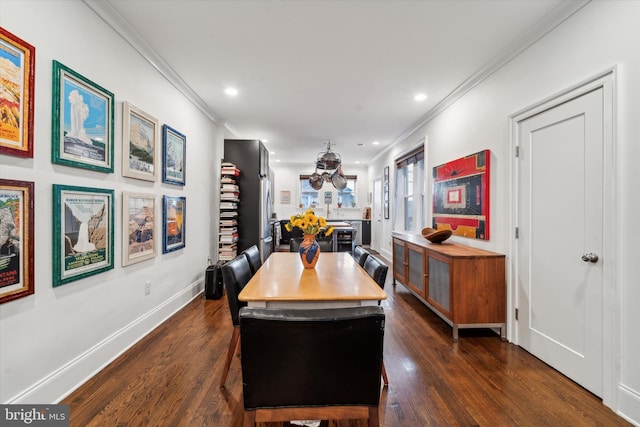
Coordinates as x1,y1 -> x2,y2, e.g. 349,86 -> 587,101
238,252 -> 387,309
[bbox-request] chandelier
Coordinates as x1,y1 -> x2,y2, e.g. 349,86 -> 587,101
309,142 -> 347,190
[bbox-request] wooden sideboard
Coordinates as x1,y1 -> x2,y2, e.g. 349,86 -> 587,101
392,232 -> 506,341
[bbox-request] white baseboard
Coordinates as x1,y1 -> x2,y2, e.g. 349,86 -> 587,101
8,280 -> 203,404
617,383 -> 640,426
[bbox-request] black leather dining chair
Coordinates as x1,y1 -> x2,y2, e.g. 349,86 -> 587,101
289,237 -> 303,252
353,245 -> 370,267
219,254 -> 252,388
363,255 -> 388,290
317,236 -> 334,252
362,254 -> 389,386
241,245 -> 262,275
239,306 -> 385,426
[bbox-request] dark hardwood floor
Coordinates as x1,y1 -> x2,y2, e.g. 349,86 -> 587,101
62,259 -> 629,426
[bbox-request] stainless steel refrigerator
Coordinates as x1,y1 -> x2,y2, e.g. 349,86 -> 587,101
223,139 -> 273,261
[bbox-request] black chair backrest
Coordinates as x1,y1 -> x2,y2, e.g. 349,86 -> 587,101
240,306 -> 385,410
290,237 -> 303,252
317,237 -> 333,252
353,245 -> 369,266
363,255 -> 388,289
242,245 -> 262,275
221,255 -> 252,326
279,220 -> 291,244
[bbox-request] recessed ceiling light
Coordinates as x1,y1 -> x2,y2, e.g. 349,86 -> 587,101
355,161 -> 360,164
372,141 -> 380,145
276,159 -> 281,162
414,93 -> 427,102
261,139 -> 269,143
270,151 -> 276,154
224,87 -> 238,96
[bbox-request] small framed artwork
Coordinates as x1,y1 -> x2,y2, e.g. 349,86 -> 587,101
51,60 -> 114,173
162,125 -> 186,186
383,166 -> 389,219
122,102 -> 159,181
0,27 -> 35,158
0,179 -> 34,304
122,192 -> 156,266
280,190 -> 291,204
52,184 -> 114,286
162,195 -> 185,253
324,191 -> 332,204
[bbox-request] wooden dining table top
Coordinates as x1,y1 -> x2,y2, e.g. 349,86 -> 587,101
238,252 -> 387,305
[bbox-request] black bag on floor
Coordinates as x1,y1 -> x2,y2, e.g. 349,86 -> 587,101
204,261 -> 225,300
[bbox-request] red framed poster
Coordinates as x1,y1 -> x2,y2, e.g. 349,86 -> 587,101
432,150 -> 490,240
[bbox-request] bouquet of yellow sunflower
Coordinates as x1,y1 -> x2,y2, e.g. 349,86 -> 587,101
285,209 -> 334,237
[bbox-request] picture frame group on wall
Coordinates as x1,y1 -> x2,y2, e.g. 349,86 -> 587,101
122,192 -> 157,266
162,124 -> 186,186
0,27 -> 35,158
51,60 -> 115,173
122,102 -> 159,181
0,26 -> 193,300
52,184 -> 114,286
162,195 -> 185,253
0,179 -> 34,304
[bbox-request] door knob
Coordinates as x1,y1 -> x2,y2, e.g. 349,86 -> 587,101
581,253 -> 599,263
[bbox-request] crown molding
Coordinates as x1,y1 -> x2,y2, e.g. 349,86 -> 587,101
84,0 -> 589,161
373,0 -> 591,165
83,0 -> 222,125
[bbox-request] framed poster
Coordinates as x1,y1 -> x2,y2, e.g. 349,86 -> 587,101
383,166 -> 389,219
52,184 -> 114,286
0,27 -> 35,158
0,179 -> 34,304
162,195 -> 185,253
122,102 -> 159,181
162,124 -> 186,186
280,190 -> 291,204
51,60 -> 114,173
432,150 -> 490,240
122,192 -> 156,266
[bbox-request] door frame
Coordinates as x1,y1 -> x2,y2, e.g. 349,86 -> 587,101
508,67 -> 618,407
371,177 -> 382,250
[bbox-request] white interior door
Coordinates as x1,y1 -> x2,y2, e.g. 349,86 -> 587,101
516,87 -> 604,397
372,178 -> 382,249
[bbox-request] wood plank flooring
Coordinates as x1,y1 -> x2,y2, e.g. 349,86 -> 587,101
62,265 -> 630,426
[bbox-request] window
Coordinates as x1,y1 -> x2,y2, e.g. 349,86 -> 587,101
337,176 -> 357,208
300,175 -> 357,209
299,176 -> 319,208
394,147 -> 425,232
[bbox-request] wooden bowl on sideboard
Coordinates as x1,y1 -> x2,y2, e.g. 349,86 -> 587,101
421,227 -> 452,244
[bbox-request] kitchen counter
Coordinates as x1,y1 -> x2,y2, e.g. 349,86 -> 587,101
327,219 -> 371,245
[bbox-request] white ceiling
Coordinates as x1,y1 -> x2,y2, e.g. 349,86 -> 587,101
86,0 -> 586,167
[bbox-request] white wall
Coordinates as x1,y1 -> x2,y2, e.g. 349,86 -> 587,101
0,0 -> 219,403
271,164 -> 370,221
2,0 -> 639,423
370,1 -> 640,423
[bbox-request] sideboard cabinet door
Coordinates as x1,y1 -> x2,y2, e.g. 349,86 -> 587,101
392,238 -> 407,284
427,255 -> 451,319
406,243 -> 426,298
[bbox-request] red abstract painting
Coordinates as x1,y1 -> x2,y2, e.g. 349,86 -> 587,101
432,150 -> 490,240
